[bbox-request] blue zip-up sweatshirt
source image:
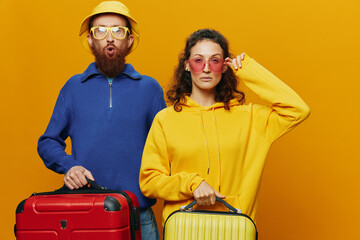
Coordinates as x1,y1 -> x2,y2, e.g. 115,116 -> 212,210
38,62 -> 166,208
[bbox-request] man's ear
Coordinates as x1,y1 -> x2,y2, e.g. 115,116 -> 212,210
127,34 -> 134,49
87,34 -> 93,48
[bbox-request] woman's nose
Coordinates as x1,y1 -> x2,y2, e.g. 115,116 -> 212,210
203,61 -> 211,72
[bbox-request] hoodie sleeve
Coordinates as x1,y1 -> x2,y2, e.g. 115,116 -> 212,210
236,55 -> 310,142
139,112 -> 204,201
37,89 -> 78,174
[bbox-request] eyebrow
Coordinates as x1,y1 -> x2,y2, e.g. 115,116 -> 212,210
96,25 -> 123,27
192,53 -> 222,58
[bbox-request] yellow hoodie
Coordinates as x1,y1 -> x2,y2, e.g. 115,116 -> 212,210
139,55 -> 310,225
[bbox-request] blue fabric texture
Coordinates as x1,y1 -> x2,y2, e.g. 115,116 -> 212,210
140,207 -> 160,240
38,62 -> 166,208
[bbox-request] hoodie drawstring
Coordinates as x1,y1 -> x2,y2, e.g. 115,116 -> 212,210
212,108 -> 221,192
198,107 -> 222,192
198,108 -> 210,175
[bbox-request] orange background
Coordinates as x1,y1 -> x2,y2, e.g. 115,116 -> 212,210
1,0 -> 359,239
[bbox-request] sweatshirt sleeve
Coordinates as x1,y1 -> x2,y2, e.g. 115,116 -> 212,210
37,89 -> 78,174
139,112 -> 204,201
146,82 -> 167,132
236,55 -> 311,142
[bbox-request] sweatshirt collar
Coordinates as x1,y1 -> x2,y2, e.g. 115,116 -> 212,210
81,62 -> 142,82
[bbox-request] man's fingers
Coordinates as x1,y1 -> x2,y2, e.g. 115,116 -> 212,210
70,169 -> 85,188
84,170 -> 95,181
66,174 -> 82,189
77,173 -> 88,186
64,177 -> 77,190
64,181 -> 74,190
73,167 -> 88,186
64,166 -> 92,189
83,170 -> 95,188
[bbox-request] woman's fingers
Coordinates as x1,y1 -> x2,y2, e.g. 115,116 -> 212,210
225,53 -> 246,70
224,57 -> 233,67
240,52 -> 245,60
237,55 -> 242,69
193,181 -> 225,206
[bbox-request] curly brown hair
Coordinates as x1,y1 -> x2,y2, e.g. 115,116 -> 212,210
167,29 -> 245,112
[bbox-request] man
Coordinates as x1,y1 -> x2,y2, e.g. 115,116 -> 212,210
37,1 -> 165,239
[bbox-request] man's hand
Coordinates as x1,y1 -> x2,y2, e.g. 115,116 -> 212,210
64,166 -> 95,190
193,181 -> 225,206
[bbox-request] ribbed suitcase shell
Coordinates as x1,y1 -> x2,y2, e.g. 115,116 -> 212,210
15,189 -> 141,240
164,210 -> 257,240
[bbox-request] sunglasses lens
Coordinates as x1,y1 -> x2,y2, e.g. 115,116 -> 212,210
189,58 -> 224,72
189,58 -> 205,72
209,58 -> 224,72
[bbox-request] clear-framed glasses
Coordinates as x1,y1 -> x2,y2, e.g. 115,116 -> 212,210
90,26 -> 130,40
188,57 -> 225,73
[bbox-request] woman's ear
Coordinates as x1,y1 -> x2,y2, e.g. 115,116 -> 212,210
185,62 -> 190,71
222,63 -> 228,73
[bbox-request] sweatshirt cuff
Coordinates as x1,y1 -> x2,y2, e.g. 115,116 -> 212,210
190,175 -> 204,193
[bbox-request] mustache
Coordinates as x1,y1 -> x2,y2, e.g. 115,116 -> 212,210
104,44 -> 117,50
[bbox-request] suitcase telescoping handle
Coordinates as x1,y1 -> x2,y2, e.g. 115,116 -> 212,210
181,197 -> 241,213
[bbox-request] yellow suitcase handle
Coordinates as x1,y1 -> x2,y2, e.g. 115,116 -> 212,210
181,197 -> 241,213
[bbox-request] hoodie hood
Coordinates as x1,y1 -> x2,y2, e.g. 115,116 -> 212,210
181,96 -> 241,111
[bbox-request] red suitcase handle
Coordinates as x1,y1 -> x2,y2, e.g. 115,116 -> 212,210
55,177 -> 106,192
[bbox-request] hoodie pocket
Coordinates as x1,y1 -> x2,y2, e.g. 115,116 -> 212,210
221,195 -> 241,212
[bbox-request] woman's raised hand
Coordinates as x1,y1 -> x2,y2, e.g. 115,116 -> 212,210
225,52 -> 246,70
193,181 -> 226,206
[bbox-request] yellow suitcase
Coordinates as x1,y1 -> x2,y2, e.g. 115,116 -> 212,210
163,198 -> 258,240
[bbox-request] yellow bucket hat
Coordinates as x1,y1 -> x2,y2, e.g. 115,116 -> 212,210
79,1 -> 139,54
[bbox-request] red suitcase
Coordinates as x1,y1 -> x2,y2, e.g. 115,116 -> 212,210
15,179 -> 141,240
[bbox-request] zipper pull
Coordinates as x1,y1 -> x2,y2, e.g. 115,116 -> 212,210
108,78 -> 113,108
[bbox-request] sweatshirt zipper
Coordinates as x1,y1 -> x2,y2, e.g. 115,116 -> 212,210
108,78 -> 113,108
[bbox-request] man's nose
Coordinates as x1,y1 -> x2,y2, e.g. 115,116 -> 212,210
106,29 -> 114,42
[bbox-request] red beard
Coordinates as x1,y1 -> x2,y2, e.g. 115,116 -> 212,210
92,44 -> 127,78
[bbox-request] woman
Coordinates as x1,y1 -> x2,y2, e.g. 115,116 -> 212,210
139,29 -> 310,225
